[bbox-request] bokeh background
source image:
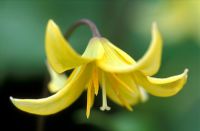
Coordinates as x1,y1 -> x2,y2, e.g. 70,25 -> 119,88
0,0 -> 199,131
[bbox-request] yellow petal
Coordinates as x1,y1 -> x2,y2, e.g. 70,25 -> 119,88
82,37 -> 104,59
97,23 -> 162,75
111,73 -> 148,103
111,73 -> 138,97
107,81 -> 133,111
133,69 -> 188,97
97,38 -> 135,72
10,64 -> 93,115
45,20 -> 92,73
105,79 -> 122,105
47,62 -> 67,93
105,73 -> 139,111
106,41 -> 136,64
133,22 -> 162,76
108,73 -> 139,106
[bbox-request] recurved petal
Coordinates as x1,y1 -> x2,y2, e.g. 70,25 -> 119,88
134,69 -> 188,97
132,22 -> 162,76
47,62 -> 67,93
45,20 -> 92,73
97,23 -> 162,75
10,64 -> 93,115
106,41 -> 136,64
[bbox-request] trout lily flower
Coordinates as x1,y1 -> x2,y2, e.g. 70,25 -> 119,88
10,19 -> 188,118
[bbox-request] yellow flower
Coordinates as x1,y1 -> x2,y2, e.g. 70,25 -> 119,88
10,20 -> 188,118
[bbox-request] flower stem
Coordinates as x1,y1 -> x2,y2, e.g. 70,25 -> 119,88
64,19 -> 101,38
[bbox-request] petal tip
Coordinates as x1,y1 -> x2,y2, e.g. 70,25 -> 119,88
48,19 -> 55,25
47,19 -> 57,30
184,68 -> 189,79
86,112 -> 90,119
10,96 -> 17,105
152,21 -> 158,29
184,68 -> 189,74
127,106 -> 133,112
10,96 -> 14,101
10,96 -> 18,103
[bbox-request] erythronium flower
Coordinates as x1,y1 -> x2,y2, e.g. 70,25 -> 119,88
10,19 -> 188,118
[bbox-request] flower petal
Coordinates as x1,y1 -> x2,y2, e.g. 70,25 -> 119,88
97,38 -> 135,72
45,20 -> 92,73
10,64 -> 93,115
112,74 -> 136,96
105,73 -> 139,110
107,73 -> 139,106
133,69 -> 188,97
132,22 -> 162,76
106,41 -> 136,64
113,73 -> 140,96
105,79 -> 122,105
82,37 -> 104,59
106,80 -> 132,111
47,62 -> 67,93
97,23 -> 162,76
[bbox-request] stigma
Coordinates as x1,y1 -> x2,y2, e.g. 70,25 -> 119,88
100,73 -> 111,111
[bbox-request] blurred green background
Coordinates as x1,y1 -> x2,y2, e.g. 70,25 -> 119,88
0,0 -> 199,131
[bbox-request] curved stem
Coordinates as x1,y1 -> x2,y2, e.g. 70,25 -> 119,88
65,19 -> 101,39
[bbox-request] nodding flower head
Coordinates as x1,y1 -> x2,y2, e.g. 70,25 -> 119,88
10,19 -> 188,118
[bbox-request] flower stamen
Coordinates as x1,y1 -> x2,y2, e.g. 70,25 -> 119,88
100,73 -> 111,111
86,81 -> 94,118
93,67 -> 99,95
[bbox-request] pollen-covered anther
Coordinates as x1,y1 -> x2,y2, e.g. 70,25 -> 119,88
100,93 -> 111,111
100,105 -> 111,111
